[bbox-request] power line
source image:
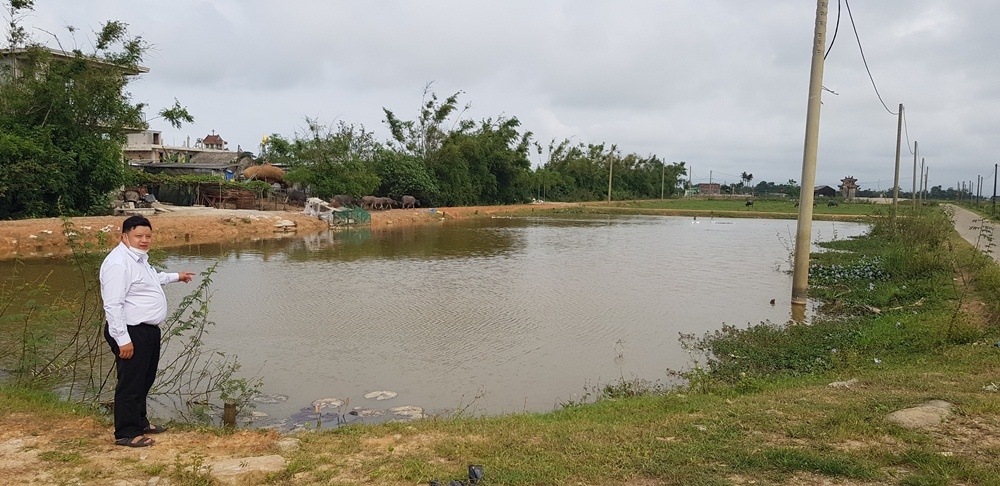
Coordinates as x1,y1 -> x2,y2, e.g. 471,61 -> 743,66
902,110 -> 915,155
844,0 -> 897,116
824,0 -> 841,60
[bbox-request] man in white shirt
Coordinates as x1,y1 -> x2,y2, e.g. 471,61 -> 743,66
100,215 -> 195,447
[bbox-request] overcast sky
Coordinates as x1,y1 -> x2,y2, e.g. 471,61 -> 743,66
18,0 -> 1000,192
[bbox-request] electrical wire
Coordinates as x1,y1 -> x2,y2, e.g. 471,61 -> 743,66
902,110 -> 915,155
824,0 -> 841,60
844,0 -> 897,116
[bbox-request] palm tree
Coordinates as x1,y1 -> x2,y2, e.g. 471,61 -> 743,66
740,172 -> 754,195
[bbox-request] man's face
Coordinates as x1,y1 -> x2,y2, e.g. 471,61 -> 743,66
122,225 -> 153,252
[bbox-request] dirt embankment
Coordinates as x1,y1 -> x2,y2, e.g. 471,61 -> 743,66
0,202 -> 580,261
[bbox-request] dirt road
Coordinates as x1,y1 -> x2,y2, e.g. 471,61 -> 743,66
946,204 -> 999,263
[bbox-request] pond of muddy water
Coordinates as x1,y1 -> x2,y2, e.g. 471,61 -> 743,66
3,214 -> 867,430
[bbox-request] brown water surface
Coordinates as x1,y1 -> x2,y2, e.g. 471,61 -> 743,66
3,214 -> 867,429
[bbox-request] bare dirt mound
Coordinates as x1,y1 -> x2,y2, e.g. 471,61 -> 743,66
0,205 -> 329,261
0,202 -> 579,261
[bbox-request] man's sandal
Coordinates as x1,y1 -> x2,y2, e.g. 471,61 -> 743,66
115,436 -> 154,447
143,424 -> 168,434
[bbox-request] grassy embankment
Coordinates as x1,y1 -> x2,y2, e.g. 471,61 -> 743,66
3,205 -> 1000,485
951,200 -> 1000,223
578,197 -> 882,221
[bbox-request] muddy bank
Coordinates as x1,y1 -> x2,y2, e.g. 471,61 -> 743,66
0,202 -> 580,261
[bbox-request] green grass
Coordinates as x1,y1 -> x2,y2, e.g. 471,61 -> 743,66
576,197 -> 890,220
0,385 -> 96,419
269,205 -> 1000,485
3,205 -> 1000,485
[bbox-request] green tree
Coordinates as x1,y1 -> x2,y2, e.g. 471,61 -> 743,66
542,140 -> 611,201
740,172 -> 754,195
373,150 -> 439,203
383,87 -> 532,206
382,84 -> 471,161
540,139 -> 685,202
0,2 -> 192,218
270,119 -> 381,199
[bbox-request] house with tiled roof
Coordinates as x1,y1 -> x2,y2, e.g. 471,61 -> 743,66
200,131 -> 227,150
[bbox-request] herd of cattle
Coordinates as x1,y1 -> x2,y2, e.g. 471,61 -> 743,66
329,194 -> 421,210
274,189 -> 421,211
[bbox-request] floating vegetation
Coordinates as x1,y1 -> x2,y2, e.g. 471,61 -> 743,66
389,405 -> 425,420
809,256 -> 889,286
311,397 -> 345,409
349,408 -> 386,418
364,390 -> 398,400
251,393 -> 289,404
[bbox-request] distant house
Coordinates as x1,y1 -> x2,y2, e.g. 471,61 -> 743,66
125,130 -> 166,163
814,185 -> 837,198
199,131 -> 227,150
698,183 -> 721,195
126,129 -> 244,167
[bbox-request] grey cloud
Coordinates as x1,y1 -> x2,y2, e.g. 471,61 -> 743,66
20,0 -> 1000,188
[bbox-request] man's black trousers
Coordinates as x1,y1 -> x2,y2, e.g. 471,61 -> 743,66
104,323 -> 160,439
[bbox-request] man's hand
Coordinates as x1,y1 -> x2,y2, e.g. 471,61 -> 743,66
119,342 -> 134,359
178,271 -> 196,283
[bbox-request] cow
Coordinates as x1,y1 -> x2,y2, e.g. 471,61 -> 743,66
287,189 -> 307,204
400,195 -> 420,209
375,197 -> 398,210
331,195 -> 356,208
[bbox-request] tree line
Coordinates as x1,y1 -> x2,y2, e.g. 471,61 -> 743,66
263,87 -> 688,208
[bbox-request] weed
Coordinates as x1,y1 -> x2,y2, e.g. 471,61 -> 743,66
168,453 -> 215,486
38,450 -> 84,463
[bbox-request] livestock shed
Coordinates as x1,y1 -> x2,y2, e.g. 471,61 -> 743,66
814,185 -> 837,198
197,183 -> 257,210
138,162 -> 240,179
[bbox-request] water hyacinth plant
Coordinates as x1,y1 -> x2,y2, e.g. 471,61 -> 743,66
808,256 -> 889,286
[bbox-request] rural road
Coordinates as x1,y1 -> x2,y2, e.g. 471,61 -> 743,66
946,204 -> 999,263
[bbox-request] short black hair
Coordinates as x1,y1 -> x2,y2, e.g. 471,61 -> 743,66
122,215 -> 152,233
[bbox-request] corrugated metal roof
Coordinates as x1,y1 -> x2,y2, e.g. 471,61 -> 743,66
143,162 -> 238,170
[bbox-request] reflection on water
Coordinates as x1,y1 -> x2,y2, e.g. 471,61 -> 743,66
156,215 -> 865,428
2,215 -> 867,429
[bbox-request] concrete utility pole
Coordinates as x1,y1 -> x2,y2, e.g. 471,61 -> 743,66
919,158 -> 925,205
606,157 -> 613,206
911,141 -> 918,208
993,163 -> 998,214
661,163 -> 665,200
791,0 -> 829,310
978,176 -> 983,208
924,166 -> 929,202
892,104 -> 904,211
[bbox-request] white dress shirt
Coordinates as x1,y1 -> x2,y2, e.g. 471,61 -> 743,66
100,242 -> 180,347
